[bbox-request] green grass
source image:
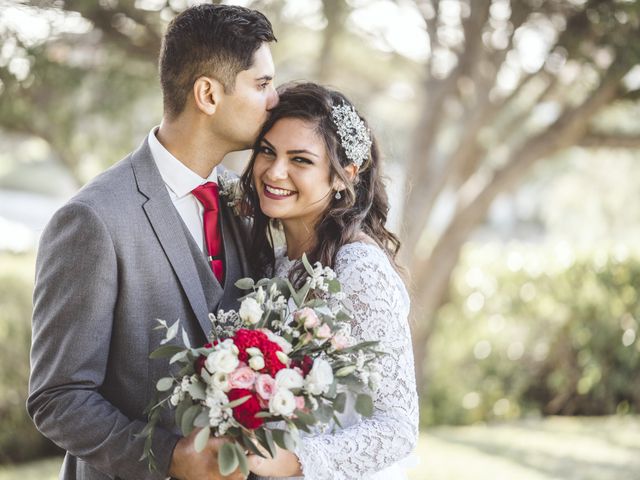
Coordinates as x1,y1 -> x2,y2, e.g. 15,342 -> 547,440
1,417 -> 638,479
408,416 -> 640,480
0,457 -> 59,480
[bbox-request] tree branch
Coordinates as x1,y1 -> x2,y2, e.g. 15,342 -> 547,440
578,133 -> 640,149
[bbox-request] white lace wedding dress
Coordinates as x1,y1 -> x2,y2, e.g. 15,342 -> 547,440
256,242 -> 419,480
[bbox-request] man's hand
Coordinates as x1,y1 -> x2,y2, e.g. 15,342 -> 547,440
169,428 -> 245,480
247,444 -> 302,478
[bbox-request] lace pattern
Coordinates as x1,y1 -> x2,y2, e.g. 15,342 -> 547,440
256,242 -> 419,480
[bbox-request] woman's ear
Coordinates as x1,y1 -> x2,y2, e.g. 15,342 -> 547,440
333,164 -> 359,191
192,76 -> 224,115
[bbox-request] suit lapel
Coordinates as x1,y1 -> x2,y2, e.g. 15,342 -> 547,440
130,139 -> 214,336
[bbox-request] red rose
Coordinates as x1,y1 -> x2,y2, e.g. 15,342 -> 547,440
232,329 -> 286,376
227,388 -> 264,429
292,355 -> 313,376
194,343 -> 215,374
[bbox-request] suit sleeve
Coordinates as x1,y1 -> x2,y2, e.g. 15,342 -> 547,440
27,201 -> 179,480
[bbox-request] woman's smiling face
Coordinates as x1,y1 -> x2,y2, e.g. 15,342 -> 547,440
252,117 -> 334,226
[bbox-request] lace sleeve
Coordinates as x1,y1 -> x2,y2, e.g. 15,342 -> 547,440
295,244 -> 419,479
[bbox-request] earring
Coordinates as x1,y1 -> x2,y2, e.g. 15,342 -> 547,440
334,190 -> 342,200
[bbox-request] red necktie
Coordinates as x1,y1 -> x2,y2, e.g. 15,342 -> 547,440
191,182 -> 224,283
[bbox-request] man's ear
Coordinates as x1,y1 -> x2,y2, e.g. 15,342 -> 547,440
193,76 -> 224,115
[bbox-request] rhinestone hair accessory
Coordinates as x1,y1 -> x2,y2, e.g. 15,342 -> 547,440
330,103 -> 372,168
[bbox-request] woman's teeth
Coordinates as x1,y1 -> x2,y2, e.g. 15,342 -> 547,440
265,185 -> 295,196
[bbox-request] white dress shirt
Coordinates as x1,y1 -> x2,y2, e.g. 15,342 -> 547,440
147,127 -> 217,253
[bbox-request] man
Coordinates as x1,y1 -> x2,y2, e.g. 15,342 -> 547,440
27,5 -> 278,480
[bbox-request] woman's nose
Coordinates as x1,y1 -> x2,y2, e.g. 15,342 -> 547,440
265,157 -> 287,180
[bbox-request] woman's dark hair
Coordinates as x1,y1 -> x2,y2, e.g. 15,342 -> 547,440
240,82 -> 402,282
159,4 -> 276,118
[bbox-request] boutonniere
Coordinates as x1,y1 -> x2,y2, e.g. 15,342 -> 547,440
218,170 -> 245,217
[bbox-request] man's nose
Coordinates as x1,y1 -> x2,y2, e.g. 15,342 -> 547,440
267,86 -> 279,110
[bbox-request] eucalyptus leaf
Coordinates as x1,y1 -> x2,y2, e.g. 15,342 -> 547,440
181,328 -> 191,349
193,426 -> 210,452
333,392 -> 347,413
241,434 -> 266,458
193,410 -> 210,428
186,381 -> 206,401
223,394 -> 251,409
326,380 -> 338,398
271,429 -> 287,450
294,409 -> 317,426
301,253 -> 315,276
160,319 -> 180,345
235,277 -> 255,290
234,443 -> 249,477
295,282 -> 311,305
181,404 -> 201,436
149,345 -> 184,359
328,279 -> 341,293
155,377 -> 174,392
174,400 -> 190,432
355,393 -> 374,417
292,417 -> 311,433
218,442 -> 239,476
332,412 -> 344,429
263,429 -> 277,457
169,350 -> 188,365
340,340 -> 380,354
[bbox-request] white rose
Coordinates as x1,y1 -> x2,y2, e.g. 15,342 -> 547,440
305,358 -> 334,395
275,368 -> 304,390
269,388 -> 296,417
239,297 -> 263,325
205,348 -> 239,374
249,355 -> 265,371
210,371 -> 230,392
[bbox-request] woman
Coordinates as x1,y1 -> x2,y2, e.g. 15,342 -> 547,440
239,82 -> 418,479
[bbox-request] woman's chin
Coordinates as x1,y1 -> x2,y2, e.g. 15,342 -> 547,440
259,204 -> 288,220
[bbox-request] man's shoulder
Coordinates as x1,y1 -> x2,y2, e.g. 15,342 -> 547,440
71,159 -> 129,208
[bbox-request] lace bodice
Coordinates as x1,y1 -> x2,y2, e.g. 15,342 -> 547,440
257,242 -> 419,480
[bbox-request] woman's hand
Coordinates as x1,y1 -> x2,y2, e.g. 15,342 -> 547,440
247,444 -> 303,477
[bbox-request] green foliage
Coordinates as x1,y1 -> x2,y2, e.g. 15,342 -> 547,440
0,254 -> 59,463
424,244 -> 640,426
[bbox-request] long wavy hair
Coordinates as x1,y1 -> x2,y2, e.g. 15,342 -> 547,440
240,82 -> 401,282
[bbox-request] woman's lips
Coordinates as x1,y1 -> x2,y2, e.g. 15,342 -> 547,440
263,184 -> 297,200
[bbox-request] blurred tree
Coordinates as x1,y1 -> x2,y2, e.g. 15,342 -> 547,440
403,0 -> 640,394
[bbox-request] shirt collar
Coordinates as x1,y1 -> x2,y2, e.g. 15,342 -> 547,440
147,126 -> 217,198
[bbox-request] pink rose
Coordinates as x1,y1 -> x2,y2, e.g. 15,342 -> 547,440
295,307 -> 320,329
255,374 -> 276,400
331,332 -> 350,350
228,366 -> 257,390
295,395 -> 306,411
316,323 -> 331,339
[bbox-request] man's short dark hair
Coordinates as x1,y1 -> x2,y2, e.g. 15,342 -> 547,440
159,4 -> 276,118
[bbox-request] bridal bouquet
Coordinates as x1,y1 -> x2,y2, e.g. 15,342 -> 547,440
141,255 -> 383,476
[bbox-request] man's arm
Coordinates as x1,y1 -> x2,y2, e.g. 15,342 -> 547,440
27,201 -> 179,480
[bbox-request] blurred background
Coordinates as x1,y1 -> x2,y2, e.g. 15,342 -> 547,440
1,0 -> 640,478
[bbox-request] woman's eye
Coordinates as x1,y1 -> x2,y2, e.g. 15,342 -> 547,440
259,145 -> 274,155
292,157 -> 312,165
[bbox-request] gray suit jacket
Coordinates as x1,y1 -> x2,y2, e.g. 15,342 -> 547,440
27,138 -> 252,479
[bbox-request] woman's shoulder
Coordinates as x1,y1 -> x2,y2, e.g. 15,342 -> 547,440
334,240 -> 410,315
334,240 -> 402,286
